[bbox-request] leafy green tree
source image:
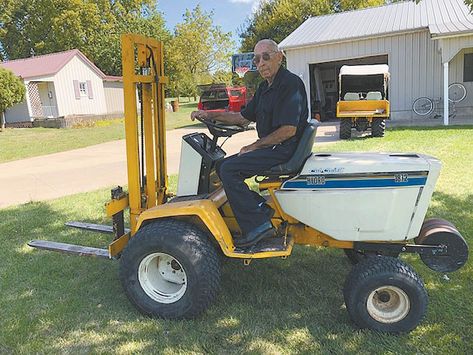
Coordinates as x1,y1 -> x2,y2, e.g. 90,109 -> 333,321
0,0 -> 169,75
0,67 -> 25,130
166,5 -> 234,99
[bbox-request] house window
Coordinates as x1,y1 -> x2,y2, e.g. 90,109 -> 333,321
464,53 -> 473,82
79,82 -> 88,96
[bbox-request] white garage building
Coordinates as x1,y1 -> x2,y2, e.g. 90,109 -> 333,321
279,0 -> 473,124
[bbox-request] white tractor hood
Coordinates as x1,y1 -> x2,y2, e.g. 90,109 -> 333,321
275,152 -> 441,242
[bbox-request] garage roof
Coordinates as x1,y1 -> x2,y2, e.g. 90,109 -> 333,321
279,0 -> 473,50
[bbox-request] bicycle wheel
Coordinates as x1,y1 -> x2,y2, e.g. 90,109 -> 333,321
448,83 -> 467,103
412,97 -> 434,116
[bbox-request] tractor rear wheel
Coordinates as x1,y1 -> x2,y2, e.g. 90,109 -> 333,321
339,119 -> 352,139
343,256 -> 428,333
371,118 -> 386,137
119,219 -> 221,319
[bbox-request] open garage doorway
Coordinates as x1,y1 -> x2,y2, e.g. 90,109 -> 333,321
309,55 -> 388,121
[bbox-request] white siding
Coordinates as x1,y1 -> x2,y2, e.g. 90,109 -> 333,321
103,81 -> 124,114
52,56 -> 107,116
285,30 -> 445,120
449,47 -> 473,115
438,35 -> 473,62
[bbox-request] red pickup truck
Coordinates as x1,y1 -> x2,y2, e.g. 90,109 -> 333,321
197,84 -> 247,112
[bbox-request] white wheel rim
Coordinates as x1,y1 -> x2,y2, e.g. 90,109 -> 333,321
367,286 -> 410,324
413,98 -> 433,116
448,83 -> 467,103
138,252 -> 187,304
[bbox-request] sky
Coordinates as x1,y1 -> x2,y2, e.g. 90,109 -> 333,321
157,0 -> 263,49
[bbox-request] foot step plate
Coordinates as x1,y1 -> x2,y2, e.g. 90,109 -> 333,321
234,237 -> 289,254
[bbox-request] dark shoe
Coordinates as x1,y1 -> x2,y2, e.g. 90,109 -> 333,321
234,221 -> 276,248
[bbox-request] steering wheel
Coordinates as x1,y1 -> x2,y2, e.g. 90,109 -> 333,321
194,116 -> 245,137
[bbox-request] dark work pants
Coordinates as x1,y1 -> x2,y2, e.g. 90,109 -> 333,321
217,142 -> 296,235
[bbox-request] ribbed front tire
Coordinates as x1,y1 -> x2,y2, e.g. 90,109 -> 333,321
119,219 -> 221,319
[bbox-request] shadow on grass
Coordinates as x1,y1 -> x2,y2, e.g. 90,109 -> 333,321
1,192 -> 472,353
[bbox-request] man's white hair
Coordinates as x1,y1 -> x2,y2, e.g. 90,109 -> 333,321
255,39 -> 285,56
256,39 -> 279,52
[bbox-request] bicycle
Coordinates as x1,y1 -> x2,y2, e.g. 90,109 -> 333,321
412,83 -> 467,118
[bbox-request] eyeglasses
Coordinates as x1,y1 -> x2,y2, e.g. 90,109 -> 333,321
252,51 -> 278,65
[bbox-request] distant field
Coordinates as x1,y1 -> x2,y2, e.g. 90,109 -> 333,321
0,98 -> 200,163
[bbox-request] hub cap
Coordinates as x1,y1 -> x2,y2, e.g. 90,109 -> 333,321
138,252 -> 187,304
367,286 -> 410,323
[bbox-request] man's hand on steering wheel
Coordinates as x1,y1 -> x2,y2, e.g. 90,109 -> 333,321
190,110 -> 209,122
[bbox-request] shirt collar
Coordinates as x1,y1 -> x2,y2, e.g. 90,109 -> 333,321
262,66 -> 286,92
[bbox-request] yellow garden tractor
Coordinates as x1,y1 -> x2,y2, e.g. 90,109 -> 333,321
29,35 -> 468,333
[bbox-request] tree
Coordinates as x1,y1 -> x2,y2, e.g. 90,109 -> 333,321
0,0 -> 170,75
166,5 -> 234,99
0,67 -> 25,130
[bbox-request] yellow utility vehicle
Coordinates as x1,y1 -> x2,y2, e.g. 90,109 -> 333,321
29,35 -> 468,333
337,65 -> 390,139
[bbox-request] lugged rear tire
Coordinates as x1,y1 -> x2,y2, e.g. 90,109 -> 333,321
339,119 -> 352,139
343,256 -> 428,333
371,118 -> 386,137
119,219 -> 221,319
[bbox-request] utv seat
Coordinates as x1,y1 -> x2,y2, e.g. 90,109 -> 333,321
344,92 -> 361,101
366,91 -> 383,100
262,119 -> 319,177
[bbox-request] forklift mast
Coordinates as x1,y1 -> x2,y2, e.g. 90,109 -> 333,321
107,34 -> 169,236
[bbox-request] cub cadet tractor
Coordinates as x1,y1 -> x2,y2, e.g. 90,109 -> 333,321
29,35 -> 468,333
337,64 -> 390,139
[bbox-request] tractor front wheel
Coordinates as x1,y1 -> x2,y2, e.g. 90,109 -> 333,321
119,219 -> 221,319
343,256 -> 428,333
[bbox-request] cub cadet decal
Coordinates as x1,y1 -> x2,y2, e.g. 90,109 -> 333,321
310,167 -> 345,174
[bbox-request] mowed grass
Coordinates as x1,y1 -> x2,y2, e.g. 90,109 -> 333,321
0,99 -> 200,163
1,126 -> 473,353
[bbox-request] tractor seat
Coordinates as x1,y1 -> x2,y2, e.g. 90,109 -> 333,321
261,119 -> 319,177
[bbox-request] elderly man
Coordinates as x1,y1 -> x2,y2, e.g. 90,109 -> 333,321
191,39 -> 308,247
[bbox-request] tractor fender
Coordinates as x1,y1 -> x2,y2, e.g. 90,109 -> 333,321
135,199 -> 235,255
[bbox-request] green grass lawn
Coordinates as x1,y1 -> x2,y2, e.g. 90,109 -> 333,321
1,126 -> 472,353
0,99 -> 199,163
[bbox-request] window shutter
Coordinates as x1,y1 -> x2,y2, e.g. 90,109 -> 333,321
86,80 -> 94,99
73,80 -> 80,99
464,53 -> 473,82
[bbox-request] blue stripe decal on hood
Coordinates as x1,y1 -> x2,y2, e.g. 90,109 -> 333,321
282,177 -> 427,189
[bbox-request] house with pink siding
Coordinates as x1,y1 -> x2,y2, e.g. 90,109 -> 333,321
0,49 -> 124,123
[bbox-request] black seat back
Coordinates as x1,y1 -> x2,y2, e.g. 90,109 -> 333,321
264,119 -> 319,176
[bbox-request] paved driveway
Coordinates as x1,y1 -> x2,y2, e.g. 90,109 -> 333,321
0,123 -> 338,209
